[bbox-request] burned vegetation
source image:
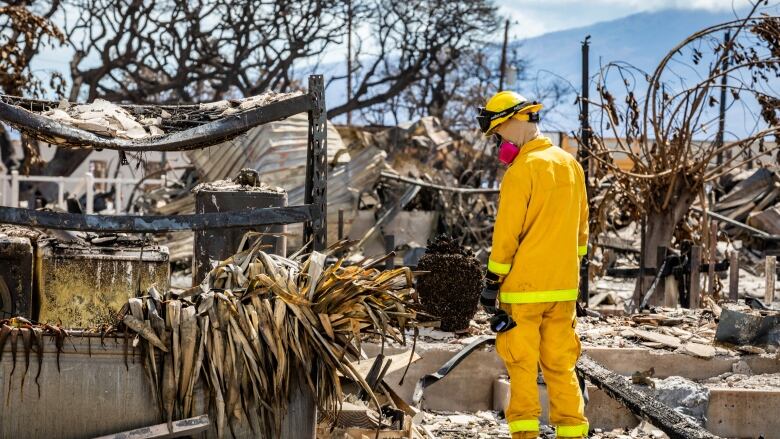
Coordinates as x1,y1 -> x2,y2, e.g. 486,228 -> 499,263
416,235 -> 483,332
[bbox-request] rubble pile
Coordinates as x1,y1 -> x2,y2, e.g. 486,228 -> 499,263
416,235 -> 483,332
717,167 -> 780,238
578,308 -> 727,356
418,411 -> 665,439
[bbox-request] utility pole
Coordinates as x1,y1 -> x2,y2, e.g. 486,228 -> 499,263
498,19 -> 509,91
579,35 -> 591,305
716,31 -> 730,166
346,0 -> 353,126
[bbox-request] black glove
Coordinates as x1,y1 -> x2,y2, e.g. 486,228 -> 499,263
481,285 -> 498,315
489,309 -> 517,333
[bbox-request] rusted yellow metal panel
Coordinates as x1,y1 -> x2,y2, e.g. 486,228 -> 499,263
36,241 -> 169,327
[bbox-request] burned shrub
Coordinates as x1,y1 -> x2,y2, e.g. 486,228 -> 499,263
416,235 -> 483,332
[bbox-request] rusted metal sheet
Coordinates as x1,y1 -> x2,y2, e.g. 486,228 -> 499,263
0,94 -> 313,151
36,241 -> 170,327
186,113 -> 344,193
0,335 -> 315,439
0,204 -> 313,232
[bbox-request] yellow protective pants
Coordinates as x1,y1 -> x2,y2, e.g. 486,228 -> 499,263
496,301 -> 589,438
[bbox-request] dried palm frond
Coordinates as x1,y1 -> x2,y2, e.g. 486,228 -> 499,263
119,236 -> 426,438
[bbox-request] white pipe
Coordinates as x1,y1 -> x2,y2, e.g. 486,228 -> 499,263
85,172 -> 94,214
10,170 -> 19,208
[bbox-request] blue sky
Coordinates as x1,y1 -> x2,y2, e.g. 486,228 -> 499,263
498,0 -> 752,39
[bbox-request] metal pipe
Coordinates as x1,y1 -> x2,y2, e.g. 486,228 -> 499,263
0,94 -> 314,152
0,204 -> 314,232
692,206 -> 771,237
380,171 -> 500,194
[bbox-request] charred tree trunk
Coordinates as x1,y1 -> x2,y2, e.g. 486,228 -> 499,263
633,176 -> 697,309
0,124 -> 19,171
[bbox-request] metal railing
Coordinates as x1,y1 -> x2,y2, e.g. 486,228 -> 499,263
0,170 -> 163,214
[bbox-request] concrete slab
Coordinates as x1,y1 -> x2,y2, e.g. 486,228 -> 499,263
706,388 -> 780,438
363,342 -> 505,411
584,347 -> 739,380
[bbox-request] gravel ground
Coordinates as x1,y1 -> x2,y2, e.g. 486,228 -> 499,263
419,411 -> 667,439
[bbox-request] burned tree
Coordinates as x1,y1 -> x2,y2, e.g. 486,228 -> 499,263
584,4 -> 780,306
0,1 -> 64,172
328,0 -> 498,125
66,0 -> 348,103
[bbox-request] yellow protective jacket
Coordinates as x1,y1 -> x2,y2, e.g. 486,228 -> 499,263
488,136 -> 588,304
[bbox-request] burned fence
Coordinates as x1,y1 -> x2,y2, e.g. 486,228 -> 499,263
0,75 -> 329,251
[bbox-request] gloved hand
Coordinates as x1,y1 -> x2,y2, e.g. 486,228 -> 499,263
489,309 -> 517,333
481,285 -> 499,315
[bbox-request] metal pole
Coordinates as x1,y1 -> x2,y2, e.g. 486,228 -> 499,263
578,36 -> 591,305
346,0 -> 353,125
716,31 -> 730,166
304,75 -> 328,251
384,235 -> 395,270
498,19 -> 510,91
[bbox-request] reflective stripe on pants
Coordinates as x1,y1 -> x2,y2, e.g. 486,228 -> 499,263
500,289 -> 579,304
557,422 -> 590,437
508,419 -> 539,433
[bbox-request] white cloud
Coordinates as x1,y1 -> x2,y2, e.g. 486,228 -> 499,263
497,0 -> 752,38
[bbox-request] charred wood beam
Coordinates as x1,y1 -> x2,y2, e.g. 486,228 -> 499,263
0,205 -> 313,232
380,171 -> 500,194
577,355 -> 720,439
607,260 -> 729,278
0,94 -> 313,152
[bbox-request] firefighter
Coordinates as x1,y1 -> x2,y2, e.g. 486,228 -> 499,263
476,91 -> 589,438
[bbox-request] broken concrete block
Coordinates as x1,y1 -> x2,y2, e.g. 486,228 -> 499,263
732,360 -> 753,375
715,305 -> 780,346
652,376 -> 710,426
629,328 -> 682,349
678,342 -> 716,359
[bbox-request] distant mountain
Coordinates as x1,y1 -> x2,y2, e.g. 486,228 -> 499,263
515,8 -> 748,132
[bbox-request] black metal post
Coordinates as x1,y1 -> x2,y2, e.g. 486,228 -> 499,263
346,0 -> 353,126
716,31 -> 730,166
578,36 -> 591,305
384,235 -> 395,270
338,209 -> 345,240
305,75 -> 328,251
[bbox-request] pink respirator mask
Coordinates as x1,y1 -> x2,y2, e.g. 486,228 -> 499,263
497,140 -> 520,165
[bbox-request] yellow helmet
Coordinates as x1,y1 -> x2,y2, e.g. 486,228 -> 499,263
477,91 -> 543,136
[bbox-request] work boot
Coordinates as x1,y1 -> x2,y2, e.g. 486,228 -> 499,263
512,432 -> 539,439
